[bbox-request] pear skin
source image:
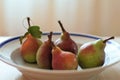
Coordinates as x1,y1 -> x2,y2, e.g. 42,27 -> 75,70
52,44 -> 78,70
77,39 -> 105,68
77,36 -> 114,69
21,34 -> 42,63
36,32 -> 53,69
55,21 -> 78,54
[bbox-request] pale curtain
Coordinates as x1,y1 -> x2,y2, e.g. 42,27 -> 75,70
0,0 -> 120,36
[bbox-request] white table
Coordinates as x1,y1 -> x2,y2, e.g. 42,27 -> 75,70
0,37 -> 120,80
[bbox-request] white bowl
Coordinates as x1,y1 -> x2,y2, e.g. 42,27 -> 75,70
0,32 -> 120,80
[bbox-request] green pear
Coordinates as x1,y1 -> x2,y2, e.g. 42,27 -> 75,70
77,36 -> 114,69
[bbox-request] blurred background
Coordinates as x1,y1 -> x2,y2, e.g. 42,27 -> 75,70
0,0 -> 120,36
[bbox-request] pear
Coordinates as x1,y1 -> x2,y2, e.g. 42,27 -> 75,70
20,34 -> 42,63
77,36 -> 114,69
20,17 -> 42,63
51,42 -> 78,70
55,21 -> 78,55
36,32 -> 53,69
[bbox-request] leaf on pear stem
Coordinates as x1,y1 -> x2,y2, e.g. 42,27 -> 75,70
19,17 -> 42,44
28,26 -> 42,38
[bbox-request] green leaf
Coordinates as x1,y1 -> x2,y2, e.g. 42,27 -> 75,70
28,26 -> 42,38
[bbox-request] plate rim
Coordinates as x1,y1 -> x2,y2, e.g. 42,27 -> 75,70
0,32 -> 100,48
0,32 -> 119,73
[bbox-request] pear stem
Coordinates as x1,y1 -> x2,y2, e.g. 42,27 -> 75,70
27,17 -> 31,27
103,36 -> 115,43
48,32 -> 53,42
48,32 -> 56,49
58,20 -> 66,32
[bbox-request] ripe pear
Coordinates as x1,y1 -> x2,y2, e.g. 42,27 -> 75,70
77,36 -> 114,69
55,21 -> 78,55
51,42 -> 78,70
20,17 -> 42,63
21,34 -> 42,63
36,32 -> 53,69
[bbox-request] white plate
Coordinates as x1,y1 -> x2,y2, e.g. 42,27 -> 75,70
0,32 -> 120,80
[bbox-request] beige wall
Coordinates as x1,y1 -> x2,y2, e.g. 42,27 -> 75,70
0,0 -> 120,36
